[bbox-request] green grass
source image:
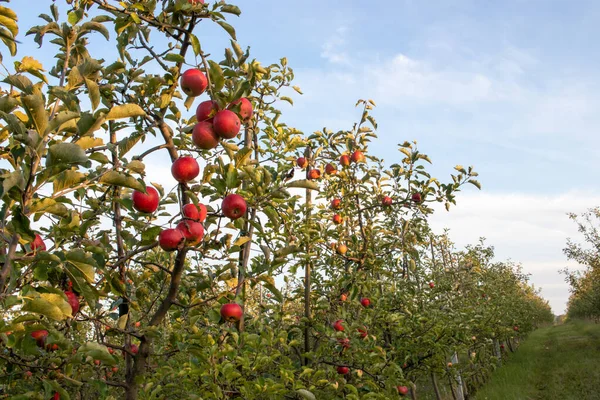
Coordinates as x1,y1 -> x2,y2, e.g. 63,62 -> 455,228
474,321 -> 600,400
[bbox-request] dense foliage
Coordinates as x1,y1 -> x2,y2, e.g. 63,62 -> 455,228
564,208 -> 600,321
0,1 -> 553,399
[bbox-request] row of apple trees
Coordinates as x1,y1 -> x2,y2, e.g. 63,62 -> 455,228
563,208 -> 600,321
0,1 -> 553,399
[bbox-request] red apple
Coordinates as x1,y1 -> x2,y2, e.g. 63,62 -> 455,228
182,203 -> 208,222
188,0 -> 205,4
429,282 -> 435,289
52,392 -> 60,400
31,330 -> 48,347
337,366 -> 350,375
132,186 -> 159,213
350,150 -> 365,163
108,348 -> 114,354
176,221 -> 204,245
338,338 -> 350,349
514,326 -> 519,331
192,121 -> 219,150
325,163 -> 337,175
229,97 -> 253,121
94,359 -> 101,366
24,371 -> 32,378
500,344 -> 505,350
134,321 -> 141,328
171,156 -> 200,183
159,228 -> 185,252
337,243 -> 347,255
332,319 -> 345,332
112,366 -> 119,373
220,303 -> 243,322
180,69 -> 207,97
213,110 -> 241,139
397,386 -> 409,396
331,199 -> 341,209
130,344 -> 139,355
196,100 -> 218,121
357,327 -> 368,339
64,290 -> 79,315
411,192 -> 422,203
31,234 -> 46,252
340,293 -> 347,302
360,298 -> 371,308
332,214 -> 343,225
307,169 -> 321,180
382,196 -> 393,206
296,157 -> 308,168
340,154 -> 351,167
222,194 -> 247,220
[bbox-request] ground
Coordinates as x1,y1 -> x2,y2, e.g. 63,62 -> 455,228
474,321 -> 600,400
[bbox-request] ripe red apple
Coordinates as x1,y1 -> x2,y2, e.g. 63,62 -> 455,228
222,194 -> 247,220
31,330 -> 48,347
411,192 -> 422,203
296,157 -> 307,168
514,326 -> 519,331
331,199 -> 341,209
52,392 -> 60,400
159,228 -> 185,252
325,163 -> 337,175
307,169 -> 321,180
112,366 -> 119,373
213,110 -> 241,139
188,0 -> 205,4
196,100 -> 218,121
350,150 -> 365,163
340,154 -> 351,167
382,196 -> 393,206
338,338 -> 350,349
132,186 -> 159,213
108,348 -> 114,354
171,156 -> 200,183
24,371 -> 32,378
31,234 -> 46,252
340,293 -> 347,302
176,221 -> 204,245
182,203 -> 208,222
94,359 -> 101,366
500,344 -> 505,350
332,319 -> 345,332
130,344 -> 139,355
134,321 -> 141,328
64,290 -> 79,315
180,68 -> 207,97
220,303 -> 243,322
397,386 -> 409,396
332,214 -> 343,225
337,366 -> 350,375
357,327 -> 368,339
49,343 -> 59,351
429,282 -> 435,289
192,121 -> 219,150
360,298 -> 371,308
229,98 -> 253,121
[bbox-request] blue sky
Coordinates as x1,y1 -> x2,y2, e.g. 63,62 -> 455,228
10,0 -> 600,313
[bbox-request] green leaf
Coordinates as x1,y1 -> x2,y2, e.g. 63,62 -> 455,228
22,293 -> 72,320
164,53 -> 185,64
29,198 -> 69,217
286,179 -> 319,191
216,20 -> 236,40
189,34 -> 201,57
220,5 -> 241,16
21,94 -> 48,134
46,143 -> 89,168
297,389 -> 316,400
65,249 -> 97,283
78,342 -> 116,365
208,60 -> 225,92
84,78 -> 100,110
99,171 -> 144,191
233,236 -> 251,247
46,111 -> 80,135
52,170 -> 86,194
105,104 -> 146,120
468,179 -> 482,190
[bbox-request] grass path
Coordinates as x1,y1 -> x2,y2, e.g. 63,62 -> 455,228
474,321 -> 600,400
